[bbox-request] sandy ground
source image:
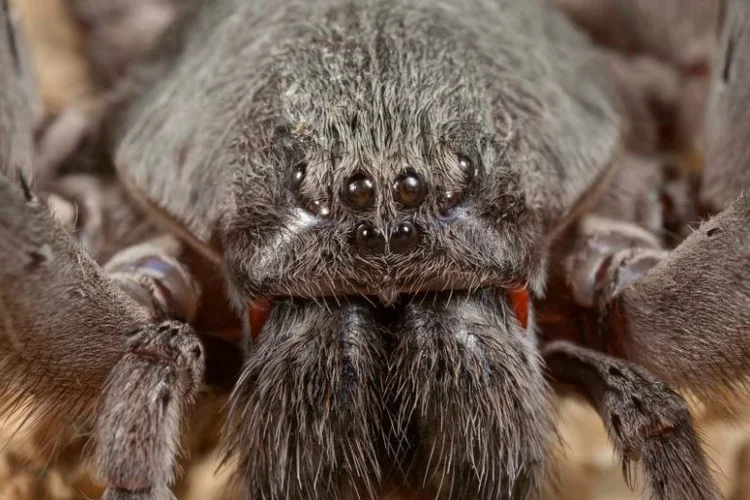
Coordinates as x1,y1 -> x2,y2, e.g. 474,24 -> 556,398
3,0 -> 750,499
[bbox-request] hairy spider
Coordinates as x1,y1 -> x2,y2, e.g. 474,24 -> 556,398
0,0 -> 745,499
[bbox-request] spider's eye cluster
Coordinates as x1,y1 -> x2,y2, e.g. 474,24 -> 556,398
281,146 -> 484,258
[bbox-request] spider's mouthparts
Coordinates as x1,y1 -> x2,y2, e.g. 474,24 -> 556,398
247,299 -> 272,341
246,283 -> 530,340
509,285 -> 530,329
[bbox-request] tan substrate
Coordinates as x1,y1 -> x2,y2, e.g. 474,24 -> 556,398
3,393 -> 750,500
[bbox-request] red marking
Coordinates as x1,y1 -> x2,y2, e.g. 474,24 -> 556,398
508,285 -> 529,330
248,299 -> 272,341
684,60 -> 710,79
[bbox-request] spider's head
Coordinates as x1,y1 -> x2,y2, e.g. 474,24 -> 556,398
221,4 -> 546,312
222,111 -> 546,309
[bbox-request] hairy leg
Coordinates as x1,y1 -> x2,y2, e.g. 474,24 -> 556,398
0,5 -> 214,497
543,340 -> 718,500
386,290 -> 554,500
0,171 -> 145,429
701,0 -> 750,213
0,175 -> 211,499
96,320 -> 204,500
546,191 -> 750,403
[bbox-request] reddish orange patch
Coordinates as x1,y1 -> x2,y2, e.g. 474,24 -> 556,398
248,299 -> 272,341
685,60 -> 710,79
508,286 -> 529,330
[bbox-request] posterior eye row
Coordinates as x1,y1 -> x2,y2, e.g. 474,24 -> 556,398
288,155 -> 478,255
291,166 -> 472,215
393,170 -> 427,208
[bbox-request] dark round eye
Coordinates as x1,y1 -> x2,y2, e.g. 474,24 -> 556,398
354,222 -> 386,253
341,173 -> 376,209
393,171 -> 427,208
306,199 -> 330,217
390,221 -> 420,253
291,162 -> 306,190
439,190 -> 462,213
457,154 -> 478,178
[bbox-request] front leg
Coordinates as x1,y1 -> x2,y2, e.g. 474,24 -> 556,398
224,298 -> 386,500
543,340 -> 718,500
0,5 -> 208,497
555,194 -> 750,400
386,290 -> 554,500
96,320 -> 204,500
0,174 -> 207,500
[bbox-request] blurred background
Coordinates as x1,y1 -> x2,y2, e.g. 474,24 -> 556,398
2,0 -> 750,499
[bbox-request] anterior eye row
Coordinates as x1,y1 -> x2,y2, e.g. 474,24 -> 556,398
353,220 -> 420,254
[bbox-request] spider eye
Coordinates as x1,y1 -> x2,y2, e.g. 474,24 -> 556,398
341,173 -> 376,209
291,162 -> 307,189
508,285 -> 530,330
290,161 -> 332,217
393,170 -> 427,208
354,222 -> 386,253
439,190 -> 462,212
306,199 -> 331,217
457,154 -> 478,178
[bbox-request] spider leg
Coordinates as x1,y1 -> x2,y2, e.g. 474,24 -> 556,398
0,165 -> 144,431
225,298 -> 386,500
386,290 -> 554,500
543,340 -> 719,500
0,9 -> 210,494
542,0 -> 750,401
96,320 -> 204,500
1,172 -> 211,500
546,189 -> 750,403
700,0 -> 750,213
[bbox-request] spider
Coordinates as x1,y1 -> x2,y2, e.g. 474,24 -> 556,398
0,0 -> 745,499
